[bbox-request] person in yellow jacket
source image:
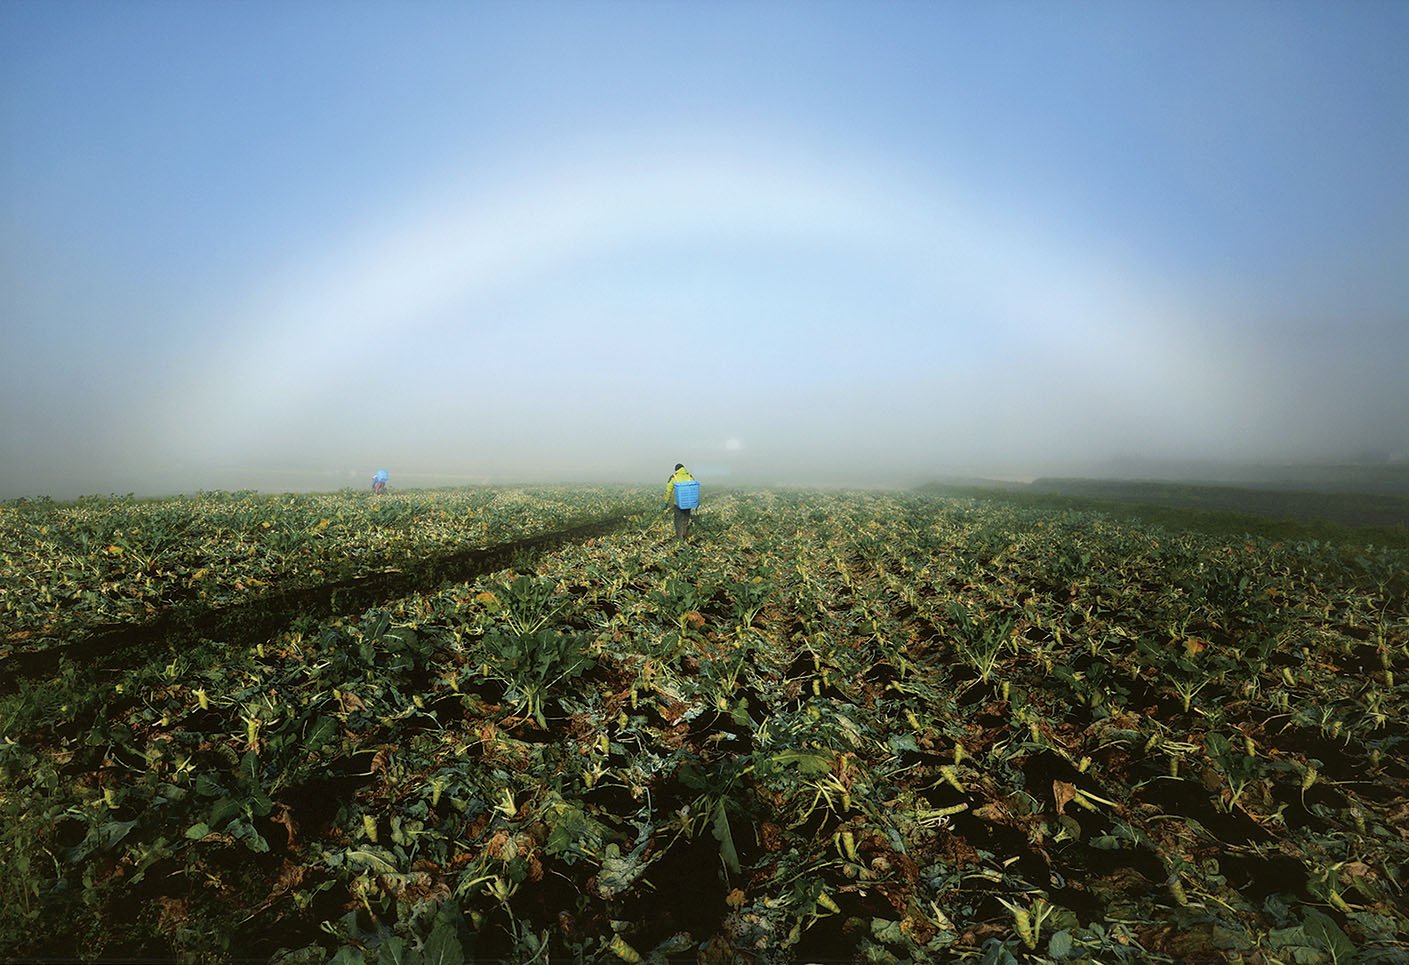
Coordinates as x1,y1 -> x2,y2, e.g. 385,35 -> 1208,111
664,463 -> 698,540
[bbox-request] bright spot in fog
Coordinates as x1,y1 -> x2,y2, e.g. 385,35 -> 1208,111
725,438 -> 743,452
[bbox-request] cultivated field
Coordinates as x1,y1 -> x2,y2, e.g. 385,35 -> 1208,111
1,486 -> 1406,963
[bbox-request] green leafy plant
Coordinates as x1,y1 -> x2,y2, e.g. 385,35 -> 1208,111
480,627 -> 593,727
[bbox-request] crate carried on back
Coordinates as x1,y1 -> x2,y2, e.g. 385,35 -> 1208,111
673,480 -> 699,509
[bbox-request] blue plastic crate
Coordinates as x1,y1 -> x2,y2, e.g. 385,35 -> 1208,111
673,480 -> 699,509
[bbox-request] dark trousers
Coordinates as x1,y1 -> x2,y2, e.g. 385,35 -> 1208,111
672,506 -> 692,539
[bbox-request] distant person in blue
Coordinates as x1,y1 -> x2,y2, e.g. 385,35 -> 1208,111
664,463 -> 699,540
371,469 -> 389,495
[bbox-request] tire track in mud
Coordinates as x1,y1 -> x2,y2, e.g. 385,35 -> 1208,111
0,511 -> 636,691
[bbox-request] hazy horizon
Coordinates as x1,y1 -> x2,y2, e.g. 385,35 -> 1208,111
5,2 -> 1407,501
8,451 -> 1409,505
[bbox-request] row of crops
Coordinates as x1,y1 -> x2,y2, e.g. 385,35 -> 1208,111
1,486 -> 1406,963
0,487 -> 640,667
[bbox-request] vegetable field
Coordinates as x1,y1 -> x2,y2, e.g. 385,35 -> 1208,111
2,486 -> 1406,964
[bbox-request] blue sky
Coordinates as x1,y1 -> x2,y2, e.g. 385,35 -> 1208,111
3,0 -> 1407,497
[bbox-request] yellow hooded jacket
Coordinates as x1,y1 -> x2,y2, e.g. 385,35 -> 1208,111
666,466 -> 695,506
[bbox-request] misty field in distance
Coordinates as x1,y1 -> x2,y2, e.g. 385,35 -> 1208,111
1,485 -> 1406,963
